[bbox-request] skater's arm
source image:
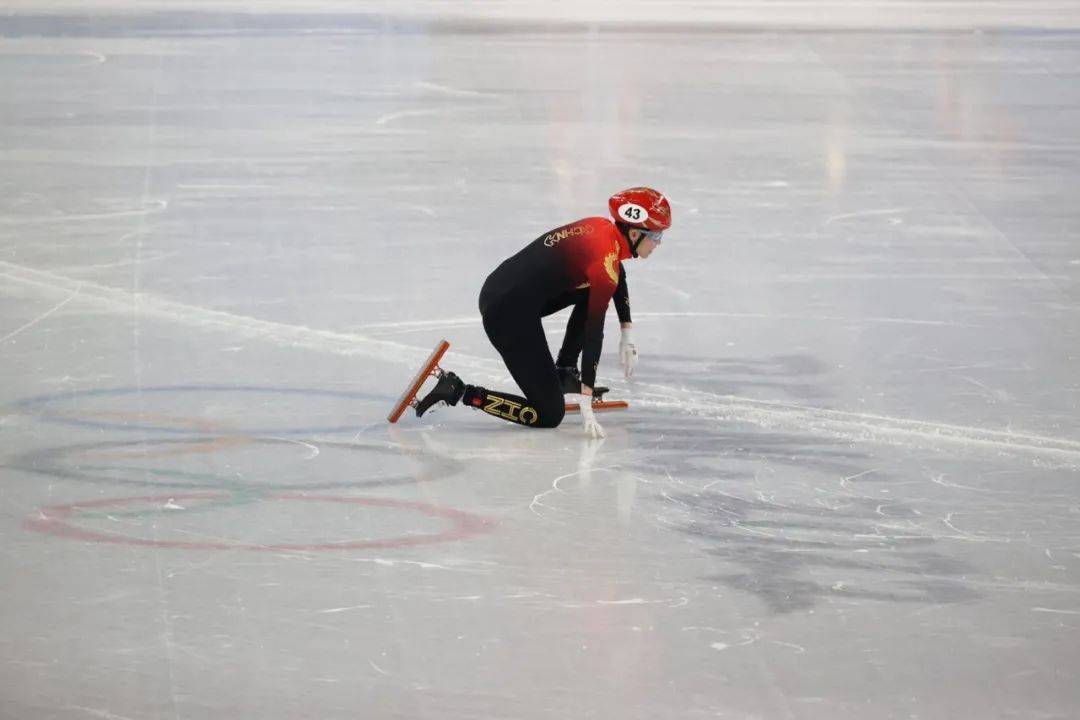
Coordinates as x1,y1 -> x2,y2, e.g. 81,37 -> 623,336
580,261 -> 617,388
614,265 -> 632,327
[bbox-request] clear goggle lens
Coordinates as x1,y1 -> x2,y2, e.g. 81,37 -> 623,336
641,229 -> 663,244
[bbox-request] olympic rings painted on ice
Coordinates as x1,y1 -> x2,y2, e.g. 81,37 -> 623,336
24,493 -> 495,552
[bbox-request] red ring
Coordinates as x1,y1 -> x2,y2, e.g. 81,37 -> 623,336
24,493 -> 494,552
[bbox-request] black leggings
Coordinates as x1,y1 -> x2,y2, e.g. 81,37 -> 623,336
466,288 -> 590,429
469,312 -> 562,428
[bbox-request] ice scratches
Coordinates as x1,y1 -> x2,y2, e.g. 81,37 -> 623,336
0,199 -> 167,225
632,381 -> 1080,465
529,463 -> 620,523
940,512 -> 1012,543
0,259 -> 502,378
557,597 -> 680,609
771,640 -> 808,654
639,310 -> 971,327
268,437 -> 320,460
1031,607 -> 1080,615
658,467 -> 981,613
342,557 -> 488,571
840,469 -> 876,488
424,594 -> 487,604
56,234 -> 179,274
5,258 -> 1079,464
825,207 -> 908,224
683,626 -> 759,652
67,707 -> 139,720
414,80 -> 500,99
374,79 -> 501,125
318,605 -> 372,614
374,105 -> 491,126
529,469 -> 580,523
355,315 -> 479,334
0,284 -> 81,345
79,51 -> 107,65
929,472 -> 1072,499
368,660 -> 392,676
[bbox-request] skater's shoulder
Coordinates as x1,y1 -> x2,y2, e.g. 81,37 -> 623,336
538,216 -> 613,246
576,216 -> 617,232
573,216 -> 622,241
555,216 -> 612,231
578,216 -> 627,252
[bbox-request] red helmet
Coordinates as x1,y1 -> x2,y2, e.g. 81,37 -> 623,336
608,187 -> 671,232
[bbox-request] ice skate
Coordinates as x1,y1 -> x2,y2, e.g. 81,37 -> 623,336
414,370 -> 465,417
556,365 -> 609,400
387,339 -> 452,423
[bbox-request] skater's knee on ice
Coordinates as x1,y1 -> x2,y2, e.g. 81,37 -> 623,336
534,400 -> 565,429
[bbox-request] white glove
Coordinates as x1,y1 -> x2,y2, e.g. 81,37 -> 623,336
619,328 -> 638,378
579,400 -> 606,439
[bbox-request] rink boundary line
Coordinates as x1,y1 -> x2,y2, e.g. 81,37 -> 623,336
3,260 -> 1078,462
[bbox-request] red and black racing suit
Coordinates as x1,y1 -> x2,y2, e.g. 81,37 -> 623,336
463,217 -> 632,428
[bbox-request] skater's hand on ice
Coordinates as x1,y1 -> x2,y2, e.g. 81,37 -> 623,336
619,327 -> 638,378
579,398 -> 606,439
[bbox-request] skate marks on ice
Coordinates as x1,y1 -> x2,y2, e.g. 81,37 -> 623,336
613,411 -> 1078,615
630,378 -> 1080,467
0,198 -> 168,227
671,489 -> 980,615
636,352 -> 1080,464
0,284 -> 83,345
0,260 -> 438,374
0,259 -> 507,379
4,258 -> 1079,464
642,352 -> 835,403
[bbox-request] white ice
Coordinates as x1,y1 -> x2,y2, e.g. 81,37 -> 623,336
1,4 -> 1079,719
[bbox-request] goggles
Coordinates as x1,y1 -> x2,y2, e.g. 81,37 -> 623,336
640,229 -> 663,244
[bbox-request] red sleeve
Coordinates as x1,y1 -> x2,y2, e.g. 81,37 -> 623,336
579,237 -> 622,388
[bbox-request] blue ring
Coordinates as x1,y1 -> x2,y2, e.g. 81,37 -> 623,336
11,385 -> 388,435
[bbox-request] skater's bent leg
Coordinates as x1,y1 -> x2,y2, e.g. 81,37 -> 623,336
467,315 -> 565,428
463,386 -> 563,428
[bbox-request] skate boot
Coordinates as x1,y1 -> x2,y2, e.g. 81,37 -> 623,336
557,365 -> 584,394
556,365 -> 609,399
415,370 -> 465,417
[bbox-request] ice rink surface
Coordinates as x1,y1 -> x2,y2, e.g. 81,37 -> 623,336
2,4 -> 1080,719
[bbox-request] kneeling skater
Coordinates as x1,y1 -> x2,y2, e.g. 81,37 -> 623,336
416,187 -> 671,438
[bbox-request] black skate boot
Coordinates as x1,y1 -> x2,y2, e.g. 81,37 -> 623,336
556,365 -> 609,399
557,365 -> 583,394
415,370 -> 465,417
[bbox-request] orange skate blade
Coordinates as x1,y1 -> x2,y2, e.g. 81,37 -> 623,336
564,400 -> 629,414
387,340 -> 451,423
